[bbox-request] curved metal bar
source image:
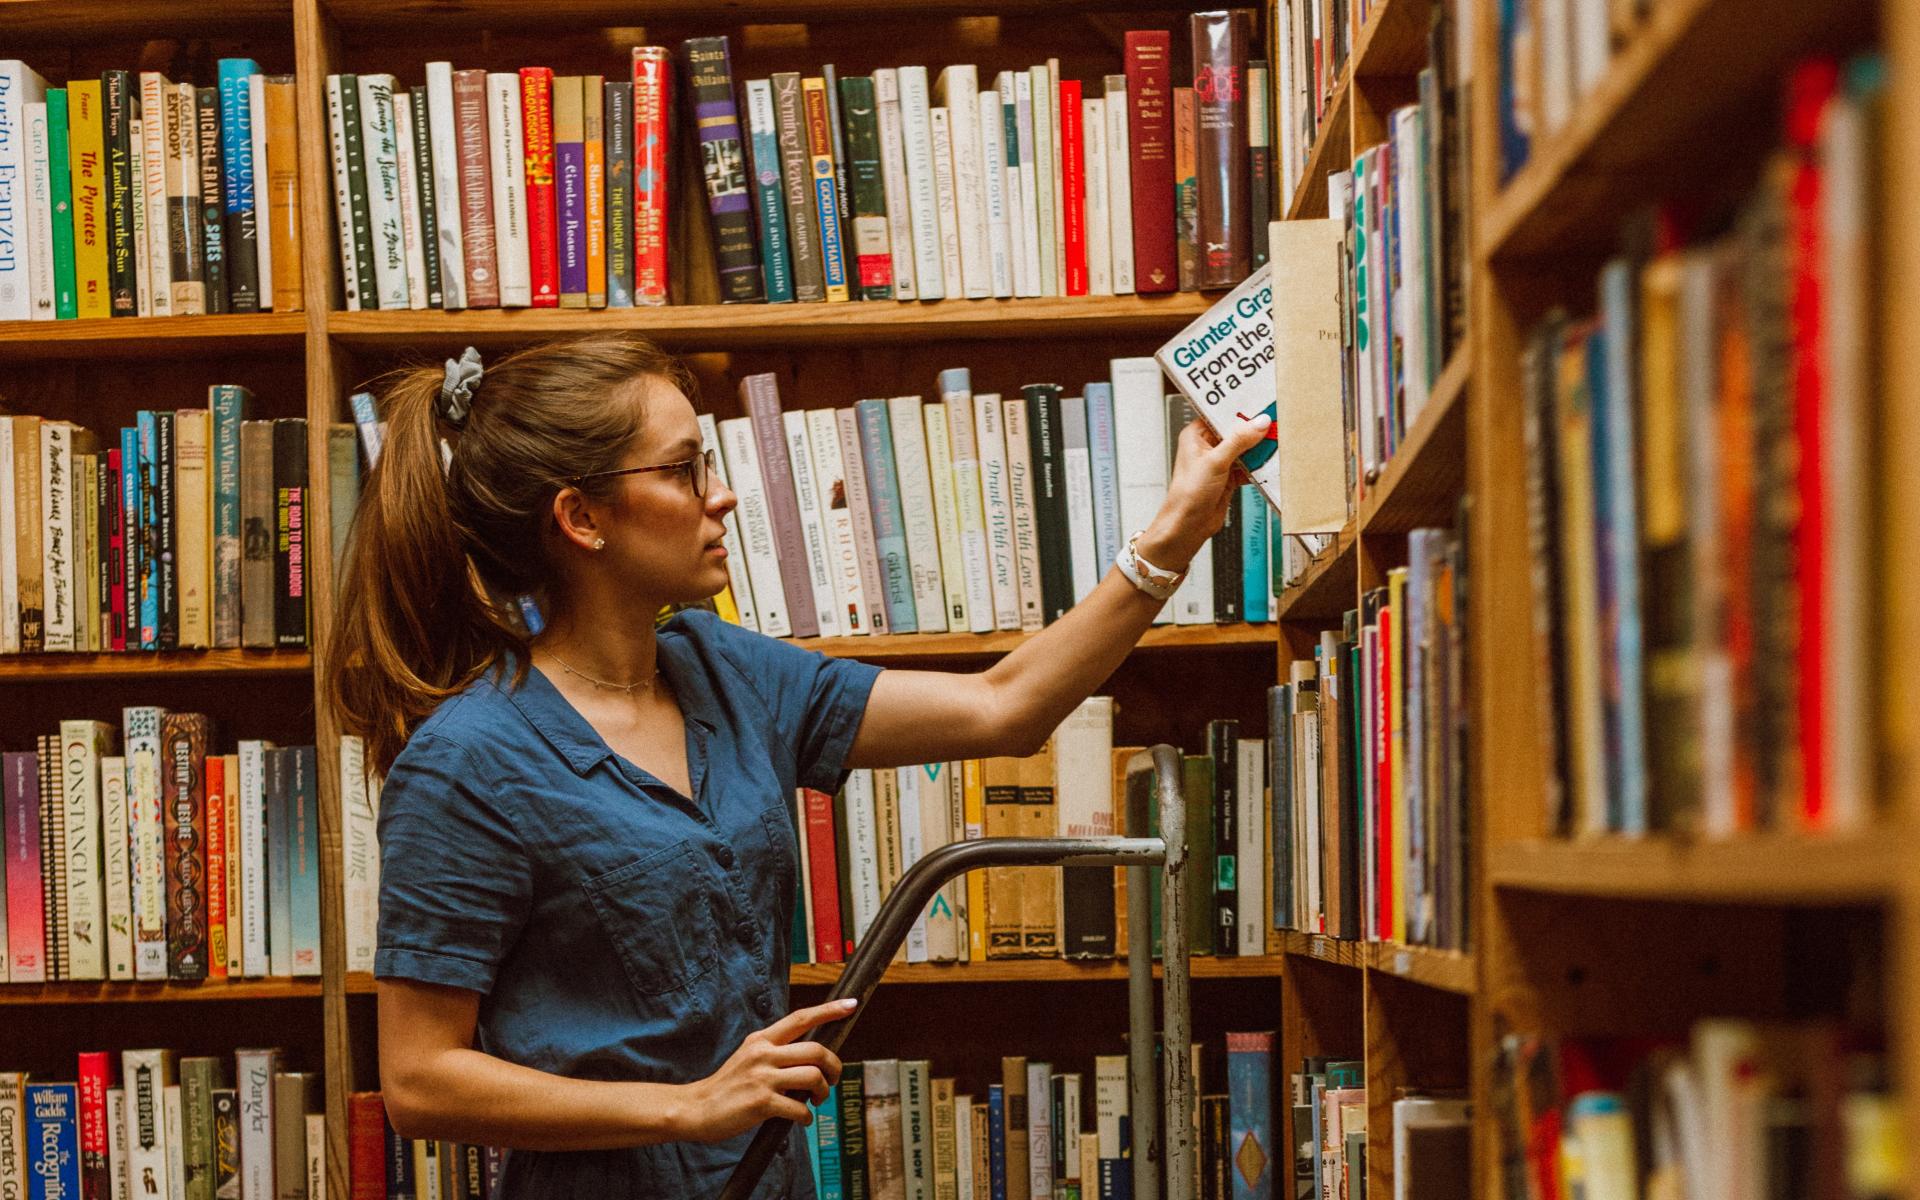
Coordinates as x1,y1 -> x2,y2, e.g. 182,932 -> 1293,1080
1153,742 -> 1194,1200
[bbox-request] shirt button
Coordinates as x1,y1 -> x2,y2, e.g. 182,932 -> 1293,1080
752,992 -> 772,1017
733,918 -> 756,945
716,846 -> 736,868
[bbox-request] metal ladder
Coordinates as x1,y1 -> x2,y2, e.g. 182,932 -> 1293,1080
720,744 -> 1196,1200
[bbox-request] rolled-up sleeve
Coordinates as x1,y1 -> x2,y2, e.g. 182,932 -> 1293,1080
375,732 -> 532,993
697,612 -> 883,793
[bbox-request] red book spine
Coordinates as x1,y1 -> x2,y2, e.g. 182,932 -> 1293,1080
1124,31 -> 1177,294
802,788 -> 844,964
1375,608 -> 1393,941
348,1092 -> 387,1200
1058,79 -> 1087,297
520,67 -> 560,308
632,47 -> 672,305
204,754 -> 228,980
78,1051 -> 112,1200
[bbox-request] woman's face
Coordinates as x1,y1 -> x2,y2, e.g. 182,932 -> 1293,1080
591,379 -> 738,605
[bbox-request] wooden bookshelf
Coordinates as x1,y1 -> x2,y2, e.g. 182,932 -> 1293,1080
1358,350 -> 1468,533
1274,523 -> 1357,621
318,0 -> 1201,29
788,955 -> 1291,986
0,978 -> 327,1006
1286,80 -> 1351,222
796,620 -> 1276,662
1487,837 -> 1901,905
0,312 -> 308,359
0,649 -> 314,681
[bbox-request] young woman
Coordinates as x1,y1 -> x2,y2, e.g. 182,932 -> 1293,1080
327,334 -> 1270,1199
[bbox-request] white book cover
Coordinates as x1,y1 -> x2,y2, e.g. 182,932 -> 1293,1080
124,708 -> 167,980
914,763 -> 958,961
835,407 -> 891,636
1060,397 -> 1101,603
1053,699 -> 1114,941
121,1048 -> 175,1200
24,102 -> 55,319
919,400 -> 971,633
927,107 -> 964,303
59,720 -> 114,981
40,420 -> 74,651
943,765 -> 966,959
976,90 -> 1014,298
953,1095 -> 974,1200
486,72 -> 532,307
939,373 -> 996,633
782,410 -> 843,638
140,72 -> 175,316
1000,397 -> 1044,631
237,739 -> 271,977
1173,526 -> 1213,624
994,73 -> 1031,298
971,393 -> 1020,630
0,419 -> 15,653
130,117 -> 150,316
324,74 -> 361,310
1392,110 -> 1431,423
341,734 -> 379,975
872,69 -> 919,301
234,1047 -> 279,1200
424,62 -> 468,309
1011,73 -> 1043,298
1109,358 -> 1172,625
716,417 -> 791,637
249,74 -> 273,307
0,61 -> 48,320
1026,66 -> 1057,295
843,770 -> 883,942
1046,59 -> 1065,293
895,767 -> 930,962
1103,75 -> 1135,294
935,66 -> 990,299
100,756 -> 134,980
887,396 -> 949,633
1082,98 -> 1113,296
1095,1056 -> 1128,1161
305,1113 -> 326,1200
357,74 -> 411,309
107,1087 -> 127,1200
392,90 -> 430,309
1236,737 -> 1265,955
805,407 -> 869,637
697,412 -> 758,633
1572,0 -> 1609,98
896,66 -> 945,300
1027,1062 -> 1055,1199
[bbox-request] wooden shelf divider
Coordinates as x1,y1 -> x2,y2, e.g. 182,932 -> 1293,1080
1,977 -> 326,1006
788,954 -> 1289,987
0,312 -> 307,359
0,648 -> 315,682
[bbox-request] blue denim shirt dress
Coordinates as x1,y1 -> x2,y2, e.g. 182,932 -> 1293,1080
374,609 -> 883,1199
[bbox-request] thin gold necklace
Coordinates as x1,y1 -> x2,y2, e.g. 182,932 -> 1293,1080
545,649 -> 661,696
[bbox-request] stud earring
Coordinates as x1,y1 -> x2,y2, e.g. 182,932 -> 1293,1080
593,537 -> 606,550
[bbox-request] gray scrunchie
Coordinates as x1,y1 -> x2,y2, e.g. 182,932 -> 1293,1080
439,346 -> 484,429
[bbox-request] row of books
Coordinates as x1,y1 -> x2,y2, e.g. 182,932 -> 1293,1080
1493,1021 -> 1897,1200
0,407 -> 362,657
1,714 -> 323,984
1523,58 -> 1883,840
1270,522 -> 1469,952
0,1050 -> 323,1200
1275,0 -> 1351,201
1496,0 -> 1662,181
0,60 -> 304,322
506,361 -> 1283,643
1290,1054 -> 1470,1200
324,13 -> 1268,312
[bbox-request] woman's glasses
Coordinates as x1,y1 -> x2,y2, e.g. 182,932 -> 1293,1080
558,448 -> 716,499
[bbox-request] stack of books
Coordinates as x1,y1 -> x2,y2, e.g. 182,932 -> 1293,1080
322,11 -> 1273,310
1522,57 -> 1884,840
0,60 -> 303,322
2,715 -> 321,984
0,1050 -> 322,1200
1269,520 -> 1469,952
0,400 -> 320,657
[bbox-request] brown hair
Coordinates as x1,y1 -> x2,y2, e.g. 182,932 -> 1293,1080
326,333 -> 696,772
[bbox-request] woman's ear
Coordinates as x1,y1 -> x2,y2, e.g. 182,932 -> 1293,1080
550,486 -> 603,552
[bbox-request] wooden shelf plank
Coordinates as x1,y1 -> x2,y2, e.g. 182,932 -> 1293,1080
1479,0 -> 1875,259
1367,944 -> 1475,995
796,621 -> 1276,662
1358,350 -> 1468,534
0,313 -> 307,359
1286,80 -> 1351,223
0,649 -> 314,682
326,295 -> 1214,352
1275,525 -> 1357,622
0,0 -> 290,39
1350,0 -> 1434,79
787,955 -> 1288,986
1274,930 -> 1368,969
1,977 -> 324,1005
1489,835 -> 1901,905
320,0 -> 1195,30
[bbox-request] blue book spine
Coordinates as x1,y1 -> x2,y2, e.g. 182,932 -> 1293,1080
1084,382 -> 1123,568
1598,260 -> 1646,835
26,1083 -> 81,1200
745,83 -> 794,303
1497,0 -> 1532,179
290,744 -> 321,975
855,399 -> 918,633
814,142 -> 848,297
265,747 -> 293,976
987,1084 -> 1008,1200
1226,1035 -> 1274,1200
1241,487 -> 1270,622
135,412 -> 159,649
813,1083 -> 842,1200
384,1123 -> 414,1200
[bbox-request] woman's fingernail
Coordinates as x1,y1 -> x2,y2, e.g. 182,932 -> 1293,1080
840,997 -> 858,1009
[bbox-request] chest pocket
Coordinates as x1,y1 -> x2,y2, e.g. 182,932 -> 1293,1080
755,805 -> 797,902
583,840 -> 721,998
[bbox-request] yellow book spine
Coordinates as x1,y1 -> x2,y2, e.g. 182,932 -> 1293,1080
68,81 -> 112,318
802,76 -> 850,303
583,74 -> 606,307
174,409 -> 211,648
963,758 -> 987,962
1388,565 -> 1409,945
712,585 -> 741,626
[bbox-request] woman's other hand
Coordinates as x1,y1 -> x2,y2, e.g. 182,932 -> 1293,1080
675,997 -> 856,1142
1136,412 -> 1274,571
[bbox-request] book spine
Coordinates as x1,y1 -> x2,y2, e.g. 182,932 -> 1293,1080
79,1053 -> 112,1200
839,75 -> 893,301
1026,68 -> 1056,298
1012,74 -> 1042,298
68,81 -> 111,317
1084,382 -> 1124,570
1104,76 -> 1136,294
897,67 -> 945,299
782,410 -> 841,637
448,70 -> 497,307
217,59 -> 262,311
46,90 -> 77,319
1058,81 -> 1087,296
259,75 -> 300,313
210,385 -> 248,648
337,75 -> 381,310
1193,11 -> 1252,288
13,417 -> 43,653
174,409 -> 210,648
695,413 -> 759,632
340,736 -> 378,974
103,448 -> 123,651
822,65 -> 861,300
770,74 -> 823,303
1248,60 -> 1271,271
1000,398 -> 1044,632
27,1084 -> 82,1200
1212,477 -> 1243,623
1083,97 -> 1111,295
58,720 -> 110,980
0,64 -> 45,319
195,86 -> 229,314
929,107 -> 963,301
236,741 -> 268,977
123,706 -> 167,979
854,400 -> 918,634
888,395 -> 950,633
938,66 -> 990,299
234,1050 -> 277,1200
37,738 -> 61,980
741,374 -> 820,637
117,428 -> 138,650
743,79 -> 794,304
972,393 -> 1021,630
399,89 -> 439,307
630,47 -> 671,306
40,421 -> 75,652
682,38 -> 763,303
101,755 -> 132,979
160,712 -> 211,979
873,69 -> 918,300
978,87 -> 1014,298
835,407 -> 891,636
553,76 -> 587,307
518,67 -> 558,307
1061,393 -> 1100,603
603,80 -> 633,307
1124,33 -> 1176,293
1173,87 -> 1199,292
289,745 -> 319,975
271,418 -> 308,648
716,417 -> 791,637
801,77 -> 850,303
801,788 -> 844,962
941,375 -> 997,634
583,75 -> 606,307
103,71 -> 139,315
4,754 -> 44,981
0,421 -> 12,654
324,76 -> 362,309
485,72 -> 531,307
263,748 -> 292,976
125,104 -> 146,313
422,65 -> 467,308
138,75 -> 175,316
164,83 -> 206,315
239,420 -> 275,648
1023,385 -> 1074,624
204,754 -> 229,979
805,408 -> 867,636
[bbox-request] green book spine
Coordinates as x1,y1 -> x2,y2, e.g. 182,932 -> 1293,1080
337,75 -> 379,311
837,75 -> 893,301
327,423 -> 359,584
408,86 -> 444,307
195,86 -> 229,314
47,90 -> 78,319
180,1056 -> 219,1200
1182,754 -> 1215,954
102,71 -> 139,314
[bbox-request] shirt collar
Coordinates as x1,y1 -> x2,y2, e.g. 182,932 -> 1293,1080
502,622 -> 717,779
